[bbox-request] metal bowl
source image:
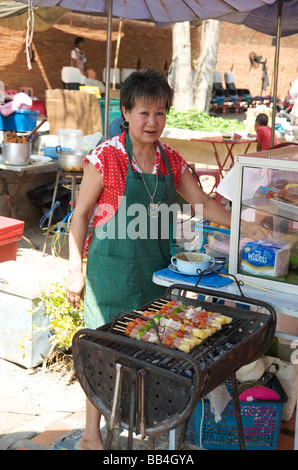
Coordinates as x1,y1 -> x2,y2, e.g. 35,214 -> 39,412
56,146 -> 84,172
2,142 -> 32,166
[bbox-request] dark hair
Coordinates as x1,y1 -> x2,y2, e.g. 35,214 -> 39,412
75,36 -> 84,47
120,69 -> 172,112
256,113 -> 268,126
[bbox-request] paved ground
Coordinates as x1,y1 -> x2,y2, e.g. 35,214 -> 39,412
0,358 -> 86,450
0,227 -> 86,451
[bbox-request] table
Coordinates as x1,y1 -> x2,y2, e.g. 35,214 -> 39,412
190,136 -> 256,178
152,268 -> 298,450
0,159 -> 58,218
0,159 -> 58,248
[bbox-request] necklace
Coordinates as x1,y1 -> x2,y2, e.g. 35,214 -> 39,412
138,172 -> 161,218
133,145 -> 155,167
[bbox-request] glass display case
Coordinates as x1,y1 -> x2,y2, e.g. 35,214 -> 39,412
229,145 -> 298,295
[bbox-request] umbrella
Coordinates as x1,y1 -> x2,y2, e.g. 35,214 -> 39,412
220,0 -> 298,37
21,1 -> 279,23
17,0 -> 298,141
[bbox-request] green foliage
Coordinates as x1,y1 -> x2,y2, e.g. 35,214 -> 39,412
40,281 -> 84,352
165,108 -> 245,132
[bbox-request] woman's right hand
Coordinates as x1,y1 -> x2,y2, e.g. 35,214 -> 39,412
65,271 -> 85,309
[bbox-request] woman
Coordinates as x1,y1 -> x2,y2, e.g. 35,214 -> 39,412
65,69 -> 259,450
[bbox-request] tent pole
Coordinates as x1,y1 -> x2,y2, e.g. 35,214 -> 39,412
104,0 -> 113,140
113,19 -> 122,90
271,0 -> 283,147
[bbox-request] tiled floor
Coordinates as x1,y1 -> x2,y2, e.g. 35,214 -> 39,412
277,410 -> 296,450
16,408 -> 296,451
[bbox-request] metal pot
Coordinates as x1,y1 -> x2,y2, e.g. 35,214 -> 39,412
56,146 -> 84,172
2,142 -> 32,166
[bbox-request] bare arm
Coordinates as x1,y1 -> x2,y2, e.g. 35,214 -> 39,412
65,163 -> 104,308
177,168 -> 231,227
177,168 -> 269,239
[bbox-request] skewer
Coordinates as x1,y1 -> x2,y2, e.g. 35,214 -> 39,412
113,326 -> 126,332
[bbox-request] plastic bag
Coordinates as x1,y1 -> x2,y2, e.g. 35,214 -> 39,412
80,131 -> 102,154
206,384 -> 232,423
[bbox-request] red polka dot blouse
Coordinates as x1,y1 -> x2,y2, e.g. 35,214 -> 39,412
83,131 -> 187,253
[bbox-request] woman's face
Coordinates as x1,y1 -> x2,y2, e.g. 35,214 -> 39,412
122,97 -> 167,146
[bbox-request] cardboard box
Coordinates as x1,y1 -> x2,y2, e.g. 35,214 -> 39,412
245,106 -> 272,133
45,89 -> 102,136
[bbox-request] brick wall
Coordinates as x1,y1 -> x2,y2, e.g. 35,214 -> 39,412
0,13 -> 297,105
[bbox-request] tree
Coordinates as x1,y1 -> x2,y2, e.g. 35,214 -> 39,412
170,19 -> 220,113
193,20 -> 220,112
170,21 -> 193,111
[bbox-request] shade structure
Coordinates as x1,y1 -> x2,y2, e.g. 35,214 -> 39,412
16,0 -> 298,140
20,0 -> 279,24
0,1 -> 67,31
220,0 -> 298,37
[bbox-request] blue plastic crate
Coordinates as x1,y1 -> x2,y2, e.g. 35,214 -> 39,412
0,110 -> 39,132
194,220 -> 230,254
190,376 -> 287,450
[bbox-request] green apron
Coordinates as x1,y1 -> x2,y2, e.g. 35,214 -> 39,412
84,132 -> 177,329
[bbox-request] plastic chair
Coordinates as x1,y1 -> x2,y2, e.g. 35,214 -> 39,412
103,68 -> 120,88
120,68 -> 137,83
222,97 -> 232,116
20,87 -> 33,97
233,96 -> 247,114
261,95 -> 272,107
249,96 -> 262,108
61,66 -> 83,90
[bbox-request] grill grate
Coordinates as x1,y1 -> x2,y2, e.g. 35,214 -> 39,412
73,283 -> 276,449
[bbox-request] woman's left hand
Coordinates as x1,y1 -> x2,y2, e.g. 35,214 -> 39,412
65,271 -> 85,309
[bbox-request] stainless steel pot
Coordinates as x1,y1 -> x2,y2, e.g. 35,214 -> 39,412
56,146 -> 84,172
2,142 -> 32,166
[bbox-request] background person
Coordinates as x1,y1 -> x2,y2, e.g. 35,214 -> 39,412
255,113 -> 279,151
71,36 -> 87,73
85,67 -> 105,95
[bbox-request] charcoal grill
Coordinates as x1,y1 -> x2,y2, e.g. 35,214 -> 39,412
72,283 -> 276,450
